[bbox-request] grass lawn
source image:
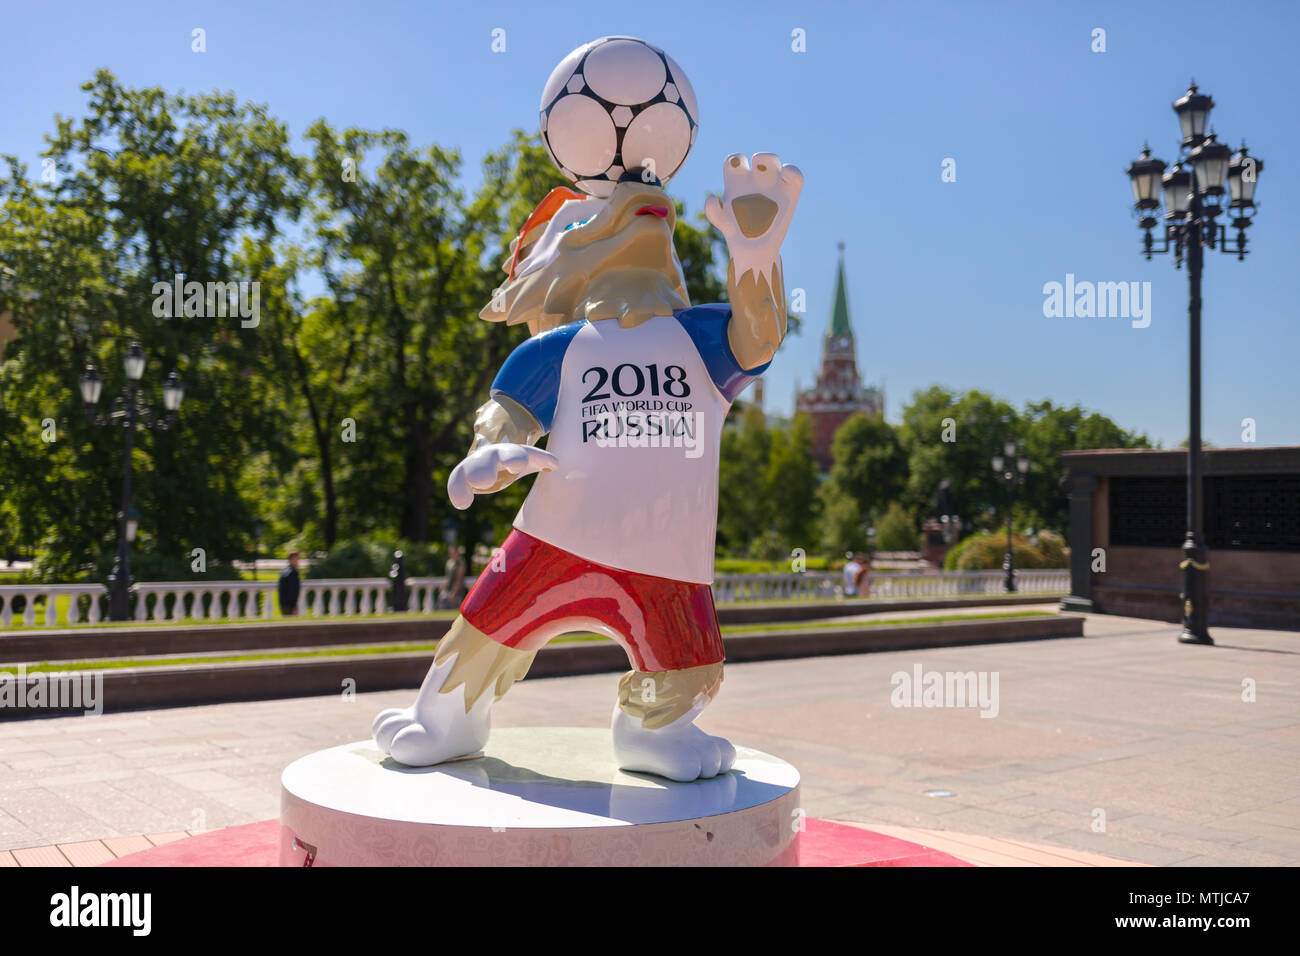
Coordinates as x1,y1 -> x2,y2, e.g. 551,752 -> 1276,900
11,609 -> 1056,673
2,598 -> 459,630
0,592 -> 1059,632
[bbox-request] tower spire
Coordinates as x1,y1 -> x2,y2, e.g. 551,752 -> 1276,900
828,242 -> 852,340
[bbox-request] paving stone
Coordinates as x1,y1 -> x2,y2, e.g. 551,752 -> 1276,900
12,845 -> 70,867
57,840 -> 115,866
0,613 -> 1297,865
102,835 -> 152,857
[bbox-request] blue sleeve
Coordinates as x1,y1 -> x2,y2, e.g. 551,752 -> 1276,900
489,320 -> 583,433
673,305 -> 771,403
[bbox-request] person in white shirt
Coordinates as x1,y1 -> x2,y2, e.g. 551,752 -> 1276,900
843,553 -> 863,597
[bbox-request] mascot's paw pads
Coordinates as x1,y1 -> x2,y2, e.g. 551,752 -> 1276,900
613,710 -> 737,782
371,707 -> 408,749
372,707 -> 463,767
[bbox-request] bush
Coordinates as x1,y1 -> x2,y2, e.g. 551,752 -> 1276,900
307,536 -> 445,579
714,555 -> 830,574
92,549 -> 244,583
943,532 -> 1069,571
747,528 -> 788,562
1034,530 -> 1069,568
875,502 -> 920,552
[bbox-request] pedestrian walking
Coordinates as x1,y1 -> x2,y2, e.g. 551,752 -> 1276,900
278,550 -> 301,616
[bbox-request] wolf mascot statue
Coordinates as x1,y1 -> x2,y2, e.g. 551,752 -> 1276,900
374,40 -> 801,782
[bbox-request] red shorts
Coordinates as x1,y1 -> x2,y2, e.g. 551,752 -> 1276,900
460,530 -> 724,672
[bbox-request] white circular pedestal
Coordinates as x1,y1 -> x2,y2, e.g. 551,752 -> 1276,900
280,727 -> 800,866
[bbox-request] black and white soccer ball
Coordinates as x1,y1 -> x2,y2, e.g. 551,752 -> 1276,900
539,36 -> 699,198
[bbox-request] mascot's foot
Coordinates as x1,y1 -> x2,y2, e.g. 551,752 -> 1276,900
611,706 -> 736,782
372,655 -> 490,767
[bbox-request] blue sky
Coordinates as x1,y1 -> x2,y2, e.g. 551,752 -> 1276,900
2,0 -> 1296,447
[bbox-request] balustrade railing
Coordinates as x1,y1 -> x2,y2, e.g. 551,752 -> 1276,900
0,568 -> 1069,628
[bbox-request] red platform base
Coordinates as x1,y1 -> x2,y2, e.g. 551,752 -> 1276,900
103,818 -> 971,867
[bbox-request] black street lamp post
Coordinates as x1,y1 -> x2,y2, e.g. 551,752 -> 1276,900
252,518 -> 265,591
1127,83 -> 1262,646
992,441 -> 1028,593
80,342 -> 185,621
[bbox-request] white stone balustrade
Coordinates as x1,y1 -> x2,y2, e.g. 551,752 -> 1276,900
0,584 -> 107,627
0,569 -> 1068,628
709,569 -> 1069,604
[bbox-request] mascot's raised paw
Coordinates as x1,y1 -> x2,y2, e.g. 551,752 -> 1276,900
704,152 -> 803,280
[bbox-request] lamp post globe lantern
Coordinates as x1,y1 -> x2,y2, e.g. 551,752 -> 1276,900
123,342 -> 146,382
1227,144 -> 1263,236
79,364 -> 103,406
1172,82 -> 1214,147
1126,82 -> 1261,646
162,370 -> 184,412
123,506 -> 140,543
1161,164 -> 1193,220
1127,145 -> 1167,219
1189,132 -> 1231,198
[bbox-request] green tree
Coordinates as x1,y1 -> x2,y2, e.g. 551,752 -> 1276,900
0,70 -> 303,577
898,386 -> 1020,534
1021,400 -> 1150,535
0,72 -> 777,578
765,413 -> 820,550
818,483 -> 867,557
717,406 -> 773,554
827,412 -> 908,520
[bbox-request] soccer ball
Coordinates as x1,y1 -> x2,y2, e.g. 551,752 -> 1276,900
539,36 -> 699,199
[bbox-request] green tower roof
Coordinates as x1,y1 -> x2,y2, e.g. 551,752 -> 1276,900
828,242 -> 852,339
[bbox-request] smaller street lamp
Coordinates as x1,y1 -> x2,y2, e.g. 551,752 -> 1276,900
992,441 -> 1029,593
80,342 -> 186,620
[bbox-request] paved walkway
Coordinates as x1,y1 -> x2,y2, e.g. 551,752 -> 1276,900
1,613 -> 1297,865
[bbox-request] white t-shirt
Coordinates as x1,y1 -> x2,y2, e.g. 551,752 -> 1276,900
490,307 -> 767,584
843,560 -> 863,596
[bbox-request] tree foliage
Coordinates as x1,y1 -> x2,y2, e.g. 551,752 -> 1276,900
0,72 -> 739,578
